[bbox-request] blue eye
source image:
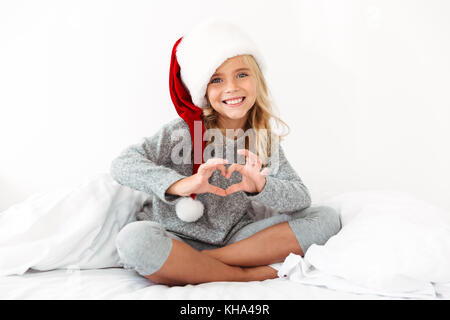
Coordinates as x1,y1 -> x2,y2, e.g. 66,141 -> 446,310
210,73 -> 248,84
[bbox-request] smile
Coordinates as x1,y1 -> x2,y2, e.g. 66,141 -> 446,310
222,97 -> 246,108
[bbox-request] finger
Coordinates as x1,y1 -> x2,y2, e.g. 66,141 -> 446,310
207,184 -> 227,197
206,165 -> 225,177
204,161 -> 227,176
238,149 -> 259,166
197,164 -> 208,175
206,158 -> 229,166
212,163 -> 227,177
210,159 -> 228,174
225,163 -> 244,179
198,163 -> 214,176
225,182 -> 245,195
256,157 -> 262,167
260,167 -> 270,176
200,158 -> 228,175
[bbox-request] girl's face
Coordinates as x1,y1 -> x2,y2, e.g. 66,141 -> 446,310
206,55 -> 257,130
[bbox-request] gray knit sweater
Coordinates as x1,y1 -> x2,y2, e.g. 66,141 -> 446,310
110,118 -> 311,246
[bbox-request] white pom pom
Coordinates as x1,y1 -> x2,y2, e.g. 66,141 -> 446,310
175,197 -> 204,222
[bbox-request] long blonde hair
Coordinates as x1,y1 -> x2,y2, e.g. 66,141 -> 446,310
201,54 -> 290,167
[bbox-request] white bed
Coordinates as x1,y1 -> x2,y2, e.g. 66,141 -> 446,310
2,267 -> 449,300
1,173 -> 450,300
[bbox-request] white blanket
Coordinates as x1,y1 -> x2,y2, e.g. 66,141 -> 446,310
2,174 -> 450,299
0,173 -> 148,276
274,191 -> 450,299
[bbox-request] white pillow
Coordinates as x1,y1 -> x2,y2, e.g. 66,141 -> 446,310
0,173 -> 149,276
305,191 -> 450,293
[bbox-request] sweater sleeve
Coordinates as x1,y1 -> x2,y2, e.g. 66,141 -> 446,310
245,145 -> 311,214
110,122 -> 188,205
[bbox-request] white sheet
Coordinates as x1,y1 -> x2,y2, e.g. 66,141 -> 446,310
276,253 -> 444,299
281,191 -> 450,298
4,267 -> 445,300
0,173 -> 148,276
2,173 -> 450,300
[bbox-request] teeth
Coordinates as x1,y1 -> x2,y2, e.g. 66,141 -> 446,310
224,97 -> 244,105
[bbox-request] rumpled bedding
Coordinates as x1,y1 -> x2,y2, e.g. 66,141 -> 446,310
275,191 -> 450,298
1,173 -> 450,299
0,173 -> 148,275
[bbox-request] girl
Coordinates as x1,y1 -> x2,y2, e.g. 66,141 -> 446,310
111,18 -> 341,286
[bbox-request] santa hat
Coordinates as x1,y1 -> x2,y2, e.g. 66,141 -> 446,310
168,18 -> 266,222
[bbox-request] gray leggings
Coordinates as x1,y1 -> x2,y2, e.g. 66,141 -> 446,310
115,205 -> 341,277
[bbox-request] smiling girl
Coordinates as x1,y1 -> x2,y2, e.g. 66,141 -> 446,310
110,18 -> 341,286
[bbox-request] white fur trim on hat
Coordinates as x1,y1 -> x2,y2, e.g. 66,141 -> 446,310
176,17 -> 266,108
175,196 -> 204,222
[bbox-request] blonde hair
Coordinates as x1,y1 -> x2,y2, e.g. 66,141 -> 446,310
201,54 -> 290,167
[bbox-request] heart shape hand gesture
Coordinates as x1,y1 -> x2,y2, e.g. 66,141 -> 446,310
166,149 -> 270,197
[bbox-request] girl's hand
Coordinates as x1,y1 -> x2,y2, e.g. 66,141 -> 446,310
166,158 -> 229,197
224,149 -> 270,195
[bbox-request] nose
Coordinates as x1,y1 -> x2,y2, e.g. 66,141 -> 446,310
224,78 -> 239,93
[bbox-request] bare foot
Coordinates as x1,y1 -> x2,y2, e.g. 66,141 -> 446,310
200,249 -> 278,281
242,265 -> 278,281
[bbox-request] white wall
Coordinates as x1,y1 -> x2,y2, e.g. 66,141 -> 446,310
1,0 -> 449,213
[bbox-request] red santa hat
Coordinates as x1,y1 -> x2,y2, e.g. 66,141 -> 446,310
168,18 -> 266,222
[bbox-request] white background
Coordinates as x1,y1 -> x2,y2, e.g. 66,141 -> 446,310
1,0 -> 449,213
